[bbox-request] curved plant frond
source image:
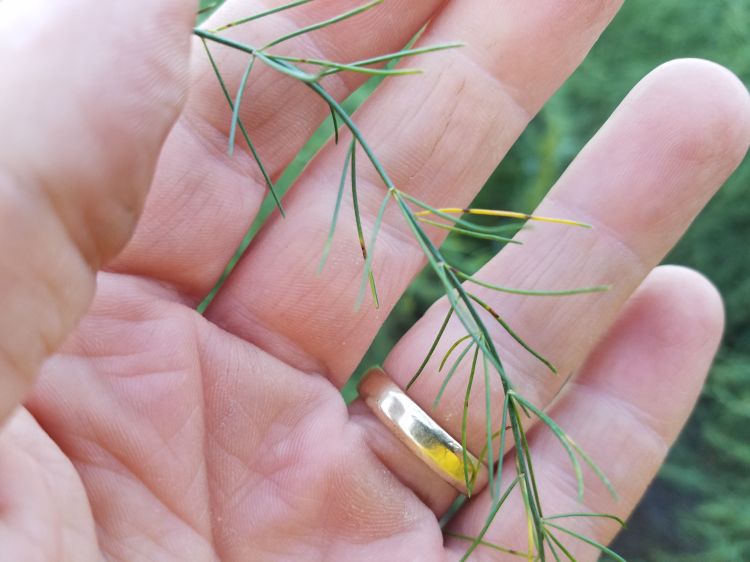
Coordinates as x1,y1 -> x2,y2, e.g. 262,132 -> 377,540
193,2 -> 625,560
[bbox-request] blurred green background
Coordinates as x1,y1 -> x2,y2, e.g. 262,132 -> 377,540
200,0 -> 750,559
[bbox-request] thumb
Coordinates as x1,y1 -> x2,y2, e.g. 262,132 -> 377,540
0,0 -> 196,420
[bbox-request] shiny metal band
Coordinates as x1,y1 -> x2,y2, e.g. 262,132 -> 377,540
358,367 -> 488,496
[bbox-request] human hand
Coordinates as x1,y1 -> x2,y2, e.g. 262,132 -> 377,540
1,1 -> 749,560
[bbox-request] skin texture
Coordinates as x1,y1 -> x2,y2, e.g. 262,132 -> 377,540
0,1 -> 748,561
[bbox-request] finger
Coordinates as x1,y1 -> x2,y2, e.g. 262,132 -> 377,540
446,265 -> 724,560
108,0 -> 445,298
384,59 -> 750,455
0,0 -> 194,421
208,0 -> 624,379
351,59 -> 750,510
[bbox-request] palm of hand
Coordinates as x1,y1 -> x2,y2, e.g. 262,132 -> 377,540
2,1 -> 749,562
16,276 -> 441,561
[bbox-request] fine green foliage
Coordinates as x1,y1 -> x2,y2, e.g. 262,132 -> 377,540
194,2 -> 620,559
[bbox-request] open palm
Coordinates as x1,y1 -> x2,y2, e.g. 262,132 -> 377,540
1,1 -> 749,561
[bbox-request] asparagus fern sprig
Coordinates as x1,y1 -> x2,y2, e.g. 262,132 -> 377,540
194,1 -> 624,560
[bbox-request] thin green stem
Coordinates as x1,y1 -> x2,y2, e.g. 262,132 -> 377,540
329,104 -> 339,144
492,393 -> 510,499
483,352 -> 496,502
195,28 -> 256,55
394,194 -> 512,386
255,50 -> 318,81
510,401 -> 546,559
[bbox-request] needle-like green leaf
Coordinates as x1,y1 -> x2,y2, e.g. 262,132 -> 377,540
546,530 -> 578,562
229,55 -> 255,157
318,42 -> 465,77
401,191 -> 524,235
263,0 -> 383,50
417,207 -> 592,228
318,142 -> 352,273
329,104 -> 339,144
544,523 -> 628,562
255,51 -> 318,81
545,513 -> 626,527
468,292 -> 557,374
197,1 -> 222,17
510,403 -> 546,558
568,437 -> 619,500
407,307 -> 454,390
454,268 -> 611,297
433,339 -> 474,409
418,218 -> 521,245
461,346 -> 481,495
519,407 -> 545,520
446,533 -> 528,558
547,537 -> 566,562
457,476 -> 521,562
439,334 -> 473,371
213,0 -> 314,32
491,393 -> 510,499
269,54 -> 422,77
510,391 -> 584,500
355,189 -> 390,309
482,352 -> 496,502
350,140 -> 380,308
510,391 -> 619,501
201,38 -> 284,215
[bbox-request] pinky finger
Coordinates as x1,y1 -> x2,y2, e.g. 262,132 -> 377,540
446,265 -> 724,561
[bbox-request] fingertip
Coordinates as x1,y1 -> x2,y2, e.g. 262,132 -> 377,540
630,58 -> 750,169
635,264 -> 725,354
575,265 -> 725,441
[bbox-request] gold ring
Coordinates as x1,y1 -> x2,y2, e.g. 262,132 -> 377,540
358,367 -> 488,496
